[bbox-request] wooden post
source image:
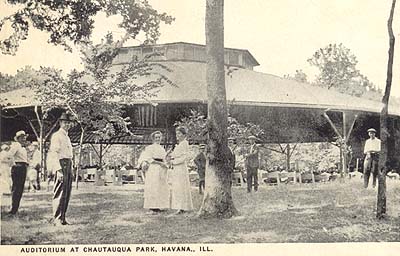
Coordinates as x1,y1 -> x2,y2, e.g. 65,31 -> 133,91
95,144 -> 103,186
286,144 -> 290,171
356,158 -> 359,172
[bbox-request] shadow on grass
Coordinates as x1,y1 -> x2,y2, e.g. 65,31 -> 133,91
1,180 -> 400,244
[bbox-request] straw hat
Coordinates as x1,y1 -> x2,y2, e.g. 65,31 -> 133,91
14,130 -> 28,141
58,112 -> 74,122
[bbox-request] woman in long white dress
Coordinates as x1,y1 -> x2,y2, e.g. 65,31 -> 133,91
139,131 -> 170,214
0,144 -> 13,194
169,126 -> 193,214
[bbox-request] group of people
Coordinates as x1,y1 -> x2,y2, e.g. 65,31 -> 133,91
0,113 -> 74,226
0,107 -> 382,223
138,126 -> 193,215
192,135 -> 260,194
139,129 -> 263,216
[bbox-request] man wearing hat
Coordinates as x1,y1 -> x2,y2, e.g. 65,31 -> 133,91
363,128 -> 381,188
194,144 -> 206,194
245,135 -> 260,192
49,112 -> 74,225
7,130 -> 29,215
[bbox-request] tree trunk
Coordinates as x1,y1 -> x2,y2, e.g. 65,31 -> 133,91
198,0 -> 237,218
377,0 -> 396,219
284,144 -> 289,170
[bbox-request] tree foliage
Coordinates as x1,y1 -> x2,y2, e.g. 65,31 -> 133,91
308,43 -> 359,89
32,33 -> 174,141
307,43 -> 383,99
0,66 -> 42,93
0,0 -> 174,55
175,109 -> 264,152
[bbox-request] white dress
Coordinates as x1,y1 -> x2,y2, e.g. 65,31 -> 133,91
139,144 -> 170,209
0,150 -> 13,194
170,139 -> 194,211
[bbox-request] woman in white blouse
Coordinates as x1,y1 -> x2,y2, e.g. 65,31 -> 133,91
169,126 -> 193,214
139,131 -> 170,214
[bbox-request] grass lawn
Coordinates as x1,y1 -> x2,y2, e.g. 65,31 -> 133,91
1,179 -> 400,244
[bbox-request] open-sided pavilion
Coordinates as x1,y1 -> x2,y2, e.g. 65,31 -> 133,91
2,42 -> 400,172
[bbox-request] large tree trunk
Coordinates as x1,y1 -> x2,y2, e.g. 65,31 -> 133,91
198,0 -> 237,218
377,0 -> 396,219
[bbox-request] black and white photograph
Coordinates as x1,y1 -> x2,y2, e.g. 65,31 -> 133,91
0,0 -> 400,255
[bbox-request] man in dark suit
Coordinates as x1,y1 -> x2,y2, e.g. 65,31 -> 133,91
245,135 -> 259,192
227,138 -> 236,172
194,144 -> 206,194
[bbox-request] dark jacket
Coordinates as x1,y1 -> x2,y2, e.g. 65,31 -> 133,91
194,152 -> 206,180
245,144 -> 259,169
228,147 -> 236,171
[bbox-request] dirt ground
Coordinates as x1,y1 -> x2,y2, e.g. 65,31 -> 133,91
1,178 -> 399,244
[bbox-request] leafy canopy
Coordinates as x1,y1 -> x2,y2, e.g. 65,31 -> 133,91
175,109 -> 264,147
308,43 -> 382,98
33,33 -> 174,141
0,0 -> 174,54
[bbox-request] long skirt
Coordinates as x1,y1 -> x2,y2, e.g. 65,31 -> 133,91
143,163 -> 170,209
170,164 -> 193,211
0,163 -> 12,194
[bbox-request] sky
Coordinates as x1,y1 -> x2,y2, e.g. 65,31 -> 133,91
1,0 -> 400,95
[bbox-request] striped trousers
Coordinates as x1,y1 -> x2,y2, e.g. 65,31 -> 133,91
53,159 -> 73,222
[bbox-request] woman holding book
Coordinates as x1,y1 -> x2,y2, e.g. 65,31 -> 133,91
138,131 -> 170,214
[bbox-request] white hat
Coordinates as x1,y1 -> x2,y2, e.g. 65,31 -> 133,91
14,130 -> 28,141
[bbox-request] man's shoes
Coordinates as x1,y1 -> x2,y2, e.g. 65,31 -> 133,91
53,219 -> 70,226
54,220 -> 64,227
61,220 -> 70,225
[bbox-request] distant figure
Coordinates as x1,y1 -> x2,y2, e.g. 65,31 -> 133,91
0,144 -> 13,194
363,128 -> 381,188
245,135 -> 260,192
27,142 -> 41,191
50,113 -> 74,226
7,130 -> 29,216
138,131 -> 169,214
194,144 -> 206,194
169,126 -> 193,214
227,138 -> 236,184
228,138 -> 236,172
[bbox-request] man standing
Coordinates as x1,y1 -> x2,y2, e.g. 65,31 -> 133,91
363,128 -> 381,188
227,137 -> 236,184
194,144 -> 206,194
7,130 -> 29,215
228,138 -> 236,171
50,113 -> 74,225
245,135 -> 260,192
